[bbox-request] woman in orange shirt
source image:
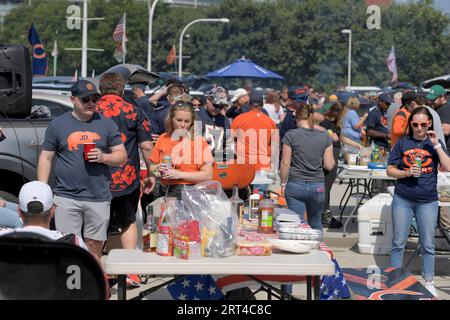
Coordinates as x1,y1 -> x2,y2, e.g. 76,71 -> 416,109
149,102 -> 214,199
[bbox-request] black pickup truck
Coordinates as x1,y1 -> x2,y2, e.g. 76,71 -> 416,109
0,45 -> 55,201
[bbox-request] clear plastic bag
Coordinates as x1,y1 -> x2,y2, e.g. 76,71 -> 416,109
162,199 -> 202,260
182,181 -> 238,258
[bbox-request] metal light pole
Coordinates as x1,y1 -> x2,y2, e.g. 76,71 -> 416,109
65,0 -> 104,78
178,18 -> 229,78
81,0 -> 88,77
341,29 -> 352,88
147,0 -> 161,72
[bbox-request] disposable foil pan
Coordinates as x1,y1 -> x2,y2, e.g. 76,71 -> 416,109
276,228 -> 323,241
274,237 -> 321,249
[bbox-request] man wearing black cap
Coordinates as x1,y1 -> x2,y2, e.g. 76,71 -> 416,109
366,93 -> 391,148
279,86 -> 324,141
37,79 -> 127,260
231,90 -> 278,191
196,86 -> 231,161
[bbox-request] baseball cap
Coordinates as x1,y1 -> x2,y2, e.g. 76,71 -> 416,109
378,93 -> 393,104
70,80 -> 100,99
426,85 -> 446,101
249,90 -> 264,106
288,86 -> 308,102
206,86 -> 228,107
19,181 -> 54,214
401,91 -> 417,105
231,88 -> 248,103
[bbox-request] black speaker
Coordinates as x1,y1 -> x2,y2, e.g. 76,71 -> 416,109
0,45 -> 32,119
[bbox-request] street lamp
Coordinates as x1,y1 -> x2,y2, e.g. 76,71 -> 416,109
341,29 -> 352,88
178,18 -> 230,78
148,0 -> 162,72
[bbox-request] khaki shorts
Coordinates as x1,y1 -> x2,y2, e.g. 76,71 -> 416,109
54,195 -> 110,241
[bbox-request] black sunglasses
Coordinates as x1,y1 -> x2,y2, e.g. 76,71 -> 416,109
81,95 -> 100,104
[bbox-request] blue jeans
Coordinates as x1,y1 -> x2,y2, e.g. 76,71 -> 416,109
285,180 -> 325,230
390,193 -> 438,281
0,202 -> 22,228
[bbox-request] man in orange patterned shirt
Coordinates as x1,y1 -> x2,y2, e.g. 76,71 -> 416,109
97,73 -> 154,287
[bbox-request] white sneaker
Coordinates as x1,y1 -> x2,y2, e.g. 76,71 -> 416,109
424,281 -> 439,298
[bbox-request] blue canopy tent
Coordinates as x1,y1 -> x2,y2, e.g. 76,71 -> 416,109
206,57 -> 284,80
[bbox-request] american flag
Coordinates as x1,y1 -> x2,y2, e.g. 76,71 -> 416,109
320,259 -> 351,300
167,275 -> 224,300
387,46 -> 398,84
113,14 -> 127,63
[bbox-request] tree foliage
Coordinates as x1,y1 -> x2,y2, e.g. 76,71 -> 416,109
0,0 -> 448,92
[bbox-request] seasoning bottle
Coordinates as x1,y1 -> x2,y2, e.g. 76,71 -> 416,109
249,188 -> 261,221
230,185 -> 244,224
156,208 -> 173,256
258,191 -> 275,234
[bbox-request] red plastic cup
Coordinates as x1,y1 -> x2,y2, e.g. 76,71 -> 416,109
83,143 -> 96,161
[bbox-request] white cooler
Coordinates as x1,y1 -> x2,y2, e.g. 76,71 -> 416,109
358,193 -> 393,255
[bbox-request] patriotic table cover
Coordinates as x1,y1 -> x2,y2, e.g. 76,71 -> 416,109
151,222 -> 351,300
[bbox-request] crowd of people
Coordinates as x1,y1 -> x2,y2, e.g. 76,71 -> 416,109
0,72 -> 448,297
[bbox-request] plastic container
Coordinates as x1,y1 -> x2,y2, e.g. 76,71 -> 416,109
258,195 -> 274,234
357,193 -> 393,255
230,185 -> 244,225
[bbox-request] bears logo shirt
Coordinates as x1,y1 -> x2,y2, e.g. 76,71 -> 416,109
388,135 -> 442,203
42,112 -> 122,201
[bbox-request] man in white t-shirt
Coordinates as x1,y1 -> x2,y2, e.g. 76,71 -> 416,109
0,181 -> 88,251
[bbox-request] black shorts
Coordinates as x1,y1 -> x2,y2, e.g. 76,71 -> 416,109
109,187 -> 140,231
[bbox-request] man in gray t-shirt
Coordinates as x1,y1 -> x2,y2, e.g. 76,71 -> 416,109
37,80 -> 127,259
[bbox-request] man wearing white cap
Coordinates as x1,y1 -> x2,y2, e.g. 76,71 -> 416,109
226,88 -> 250,119
0,181 -> 87,251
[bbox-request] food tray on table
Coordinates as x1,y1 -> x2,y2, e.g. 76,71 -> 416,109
266,239 -> 312,254
276,227 -> 323,240
267,238 -> 321,250
343,165 -> 371,175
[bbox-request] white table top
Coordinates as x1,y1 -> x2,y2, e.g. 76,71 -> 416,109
104,249 -> 335,277
338,169 -> 396,181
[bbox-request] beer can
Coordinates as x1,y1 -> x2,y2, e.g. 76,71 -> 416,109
414,155 -> 422,177
162,155 -> 172,170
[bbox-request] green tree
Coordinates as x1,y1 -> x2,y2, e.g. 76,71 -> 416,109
0,0 -> 448,93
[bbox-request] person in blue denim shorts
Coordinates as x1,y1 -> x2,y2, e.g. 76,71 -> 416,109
280,103 -> 335,230
387,106 -> 450,298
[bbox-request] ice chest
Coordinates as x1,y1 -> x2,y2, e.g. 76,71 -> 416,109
358,193 -> 393,255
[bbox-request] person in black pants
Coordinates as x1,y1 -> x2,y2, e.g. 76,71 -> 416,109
319,102 -> 344,228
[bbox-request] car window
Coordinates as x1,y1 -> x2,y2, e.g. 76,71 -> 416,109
32,99 -> 71,117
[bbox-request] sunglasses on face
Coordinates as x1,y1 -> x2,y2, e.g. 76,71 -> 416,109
192,103 -> 202,107
411,122 -> 429,128
80,95 -> 99,104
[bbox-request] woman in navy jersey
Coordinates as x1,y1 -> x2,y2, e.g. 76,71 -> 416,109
387,106 -> 450,297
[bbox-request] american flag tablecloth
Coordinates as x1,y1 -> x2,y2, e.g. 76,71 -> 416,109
146,223 -> 350,300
